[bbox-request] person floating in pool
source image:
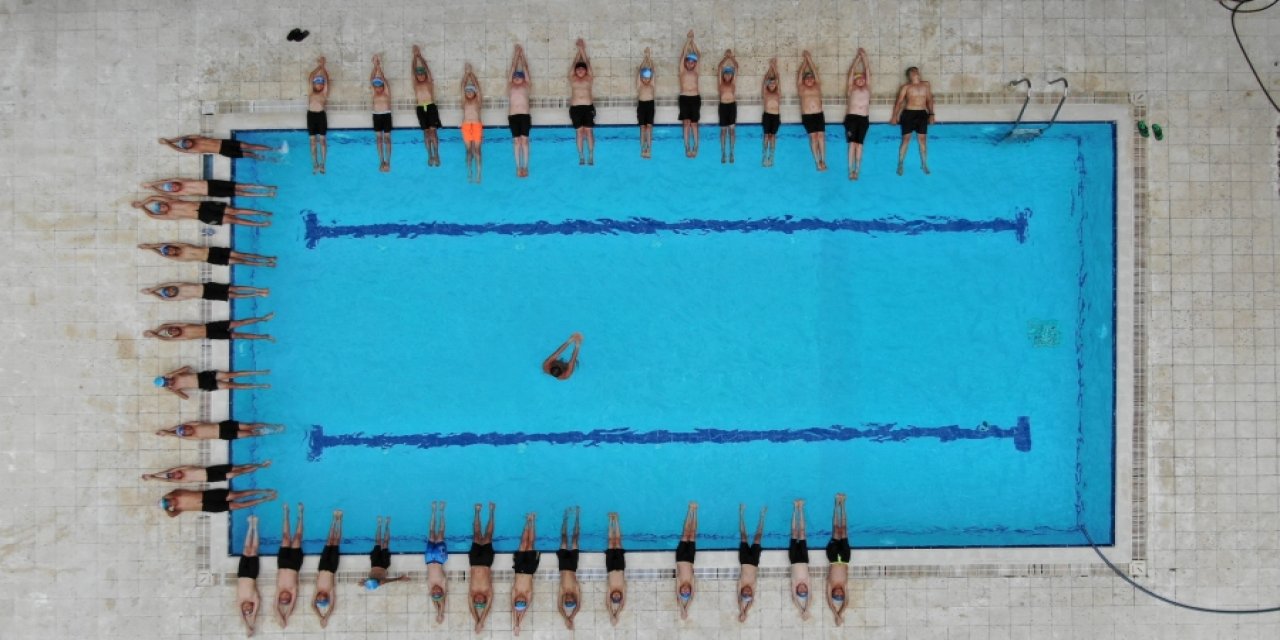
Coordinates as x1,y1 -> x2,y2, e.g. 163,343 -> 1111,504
142,460 -> 270,484
636,48 -> 656,159
788,498 -> 813,619
844,47 -> 872,180
131,196 -> 271,227
556,506 -> 582,629
569,38 -> 596,166
366,515 -> 409,591
138,242 -> 277,268
674,501 -> 698,619
460,63 -> 484,184
889,65 -> 935,175
411,46 -> 442,168
737,503 -> 767,622
159,487 -> 276,518
313,509 -> 343,628
425,500 -> 448,623
605,512 -> 627,625
507,44 -> 533,178
717,49 -> 739,164
797,50 -> 827,172
154,366 -> 270,400
468,502 -> 497,633
275,503 -> 304,628
542,332 -> 583,380
155,419 -> 283,441
511,512 -> 540,635
143,312 -> 275,342
370,54 -> 393,172
235,515 -> 262,637
159,135 -> 272,159
677,30 -> 702,157
307,56 -> 330,174
826,492 -> 851,625
142,178 -> 276,198
761,57 -> 782,167
141,282 -> 269,303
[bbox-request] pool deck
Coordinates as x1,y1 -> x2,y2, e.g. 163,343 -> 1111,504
2,0 -> 1279,638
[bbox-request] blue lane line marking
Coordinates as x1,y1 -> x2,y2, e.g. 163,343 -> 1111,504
305,417 -> 1032,460
301,209 -> 1031,248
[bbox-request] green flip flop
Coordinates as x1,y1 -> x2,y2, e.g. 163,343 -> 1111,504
1136,120 -> 1149,138
1152,123 -> 1163,141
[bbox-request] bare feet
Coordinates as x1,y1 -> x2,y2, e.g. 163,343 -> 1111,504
922,163 -> 931,175
896,162 -> 904,176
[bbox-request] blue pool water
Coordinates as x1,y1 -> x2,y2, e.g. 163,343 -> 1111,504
228,121 -> 1115,554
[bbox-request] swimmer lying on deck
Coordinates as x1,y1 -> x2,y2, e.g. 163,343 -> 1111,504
675,501 -> 698,619
366,516 -> 409,590
425,501 -> 449,623
144,313 -> 275,342
154,366 -> 270,399
236,516 -> 262,636
605,512 -> 627,626
132,196 -> 270,227
511,512 -> 540,635
313,509 -> 343,628
141,460 -> 270,483
138,243 -> 276,268
159,135 -> 272,159
737,504 -> 767,623
160,488 -> 276,517
469,502 -> 497,633
142,179 -> 276,198
155,420 -> 283,441
557,506 -> 582,629
789,499 -> 813,620
542,332 -> 583,380
826,492 -> 851,625
276,503 -> 304,628
141,282 -> 269,302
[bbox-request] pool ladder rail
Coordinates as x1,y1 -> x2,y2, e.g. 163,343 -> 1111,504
1005,77 -> 1069,141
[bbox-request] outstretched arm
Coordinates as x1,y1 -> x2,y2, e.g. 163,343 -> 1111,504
858,48 -> 870,87
509,45 -> 523,87
370,55 -> 385,85
412,46 -> 433,83
679,30 -> 698,71
639,47 -> 653,85
571,39 -> 589,76
311,57 -> 329,95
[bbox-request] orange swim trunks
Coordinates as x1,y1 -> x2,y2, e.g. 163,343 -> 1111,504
462,121 -> 483,143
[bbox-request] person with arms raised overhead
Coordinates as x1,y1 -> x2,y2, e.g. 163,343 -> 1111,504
568,39 -> 596,165
142,460 -> 270,484
155,419 -> 283,441
556,506 -> 582,629
674,501 -> 698,619
677,30 -> 703,157
235,515 -> 262,637
605,512 -> 628,626
761,57 -> 782,167
636,48 -> 656,158
460,63 -> 484,184
844,47 -> 872,180
137,242 -> 276,268
737,503 -> 767,622
425,501 -> 449,624
141,282 -> 268,302
143,312 -> 274,342
159,135 -> 271,159
542,332 -> 582,380
131,196 -> 270,227
788,498 -> 814,620
826,492 -> 852,625
468,502 -> 497,633
274,503 -> 303,628
142,178 -> 275,198
412,45 -> 442,167
511,512 -> 540,635
797,50 -> 827,171
889,65 -> 935,175
370,55 -> 393,172
716,49 -> 740,163
307,57 -> 330,173
507,44 -> 533,177
312,509 -> 343,628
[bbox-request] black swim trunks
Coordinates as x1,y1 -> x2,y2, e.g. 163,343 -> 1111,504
218,420 -> 240,440
197,201 -> 227,226
738,542 -> 762,567
415,103 -> 441,129
637,100 -> 655,126
788,538 -> 809,564
678,94 -> 702,122
237,555 -> 260,579
307,110 -> 328,136
205,463 -> 232,483
469,542 -> 495,567
569,104 -> 596,129
825,537 -> 852,564
844,114 -> 870,144
202,488 -> 230,513
201,282 -> 231,301
205,320 -> 232,340
197,371 -> 219,392
278,546 -> 304,572
802,112 -> 826,134
900,108 -> 929,135
206,247 -> 231,266
762,112 -> 781,135
372,112 -> 392,133
370,544 -> 391,569
718,102 -> 737,126
318,544 -> 340,573
675,540 -> 696,564
219,140 -> 245,159
508,113 -> 532,137
206,180 -> 235,198
513,550 -> 541,575
556,548 -> 579,572
605,547 -> 626,573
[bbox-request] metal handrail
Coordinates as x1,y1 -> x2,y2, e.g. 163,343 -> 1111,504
1007,78 -> 1032,134
1044,77 -> 1069,131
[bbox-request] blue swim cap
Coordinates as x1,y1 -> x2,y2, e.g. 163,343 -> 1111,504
514,600 -> 527,612
513,70 -> 525,79
158,287 -> 175,298
146,201 -> 163,214
686,53 -> 698,62
159,497 -> 172,511
678,592 -> 691,601
159,245 -> 174,256
371,78 -> 384,87
313,76 -> 326,84
723,66 -> 734,74
564,600 -> 577,609
153,376 -> 166,387
640,67 -> 652,79
741,594 -> 753,603
315,595 -> 330,607
833,593 -> 845,602
178,138 -> 193,149
465,84 -> 477,94
364,578 -> 380,590
431,592 -> 443,602
161,182 -> 177,192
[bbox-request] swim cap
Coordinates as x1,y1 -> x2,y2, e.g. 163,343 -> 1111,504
723,66 -> 734,74
640,67 -> 652,79
146,201 -> 164,214
153,376 -> 167,387
804,71 -> 815,79
833,593 -> 845,602
176,425 -> 193,437
474,601 -> 487,610
431,592 -> 443,602
158,287 -> 176,299
686,53 -> 698,62
159,497 -> 172,511
371,78 -> 385,87
678,592 -> 691,601
160,245 -> 174,255
741,594 -> 753,603
415,67 -> 427,75
465,84 -> 477,94
564,600 -> 577,609
797,592 -> 809,601
312,75 -> 325,84
364,578 -> 380,590
513,70 -> 525,79
178,138 -> 193,149
315,595 -> 330,607
514,600 -> 528,612
161,182 -> 177,192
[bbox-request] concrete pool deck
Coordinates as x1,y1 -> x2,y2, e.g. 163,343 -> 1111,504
1,0 -> 1279,638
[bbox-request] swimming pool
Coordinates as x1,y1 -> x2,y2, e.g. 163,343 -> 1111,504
227,121 -> 1116,554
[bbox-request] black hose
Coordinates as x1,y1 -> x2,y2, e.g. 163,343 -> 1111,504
1080,525 -> 1280,614
1216,0 -> 1280,112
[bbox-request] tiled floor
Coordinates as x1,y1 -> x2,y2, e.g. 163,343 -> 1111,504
1,0 -> 1279,638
